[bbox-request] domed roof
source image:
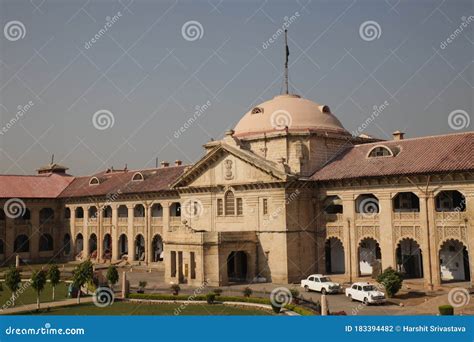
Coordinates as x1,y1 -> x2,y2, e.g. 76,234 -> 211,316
233,94 -> 348,137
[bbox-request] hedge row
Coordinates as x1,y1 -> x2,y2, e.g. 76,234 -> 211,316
126,293 -> 315,315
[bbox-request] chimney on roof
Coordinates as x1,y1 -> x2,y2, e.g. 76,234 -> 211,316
161,161 -> 169,168
392,130 -> 405,140
175,160 -> 182,166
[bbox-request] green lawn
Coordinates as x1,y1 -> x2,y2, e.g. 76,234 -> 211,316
0,282 -> 69,308
21,301 -> 273,315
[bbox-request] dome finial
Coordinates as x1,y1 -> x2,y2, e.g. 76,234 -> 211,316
284,29 -> 289,95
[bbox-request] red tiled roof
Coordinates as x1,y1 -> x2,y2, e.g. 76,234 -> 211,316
311,132 -> 474,181
0,173 -> 74,198
58,165 -> 188,199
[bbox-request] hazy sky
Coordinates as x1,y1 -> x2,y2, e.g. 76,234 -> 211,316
0,0 -> 472,175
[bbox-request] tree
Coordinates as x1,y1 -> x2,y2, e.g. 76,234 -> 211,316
106,265 -> 119,287
72,260 -> 93,303
31,270 -> 47,309
47,264 -> 61,301
376,267 -> 403,297
5,266 -> 21,307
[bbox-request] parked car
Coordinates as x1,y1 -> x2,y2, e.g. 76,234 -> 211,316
345,282 -> 386,305
300,274 -> 341,294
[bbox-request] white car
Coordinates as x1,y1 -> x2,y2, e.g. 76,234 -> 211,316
300,274 -> 341,294
345,282 -> 386,305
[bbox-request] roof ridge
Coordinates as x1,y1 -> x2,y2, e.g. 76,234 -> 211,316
354,131 -> 473,148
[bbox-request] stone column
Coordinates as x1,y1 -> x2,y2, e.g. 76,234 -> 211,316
419,193 -> 434,290
426,193 -> 440,287
83,207 -> 89,258
378,193 -> 395,270
342,195 -> 357,280
111,204 -> 118,262
465,190 -> 474,287
30,207 -> 40,260
127,205 -> 135,261
4,213 -> 14,259
145,203 -> 152,265
69,205 -> 76,260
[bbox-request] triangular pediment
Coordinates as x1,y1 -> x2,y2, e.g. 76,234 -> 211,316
171,143 -> 289,188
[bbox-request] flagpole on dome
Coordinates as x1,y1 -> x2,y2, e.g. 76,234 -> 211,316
284,29 -> 290,95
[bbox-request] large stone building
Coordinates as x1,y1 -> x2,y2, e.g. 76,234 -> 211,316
0,93 -> 472,290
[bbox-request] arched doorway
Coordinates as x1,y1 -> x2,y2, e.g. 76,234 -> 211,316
396,238 -> 423,278
152,235 -> 163,262
227,251 -> 248,282
358,237 -> 381,276
118,234 -> 128,258
89,234 -> 97,258
39,233 -> 54,251
325,237 -> 345,274
135,234 -> 145,261
439,239 -> 471,282
14,235 -> 29,253
103,234 -> 112,260
63,234 -> 71,256
76,233 -> 84,255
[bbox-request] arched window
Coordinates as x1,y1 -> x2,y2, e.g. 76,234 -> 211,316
132,172 -> 144,181
170,202 -> 181,217
118,205 -> 128,218
225,191 -> 235,215
367,145 -> 393,158
103,205 -> 112,218
89,177 -> 100,185
75,207 -> 84,219
435,190 -> 466,212
151,203 -> 163,217
14,235 -> 29,253
39,233 -> 54,251
63,234 -> 71,255
64,208 -> 71,219
134,204 -> 145,217
88,206 -> 98,219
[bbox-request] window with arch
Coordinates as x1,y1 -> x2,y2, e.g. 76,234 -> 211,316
368,145 -> 393,158
75,207 -> 84,219
219,191 -> 243,216
132,172 -> 144,181
14,235 -> 29,253
89,177 -> 100,186
39,233 -> 54,251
